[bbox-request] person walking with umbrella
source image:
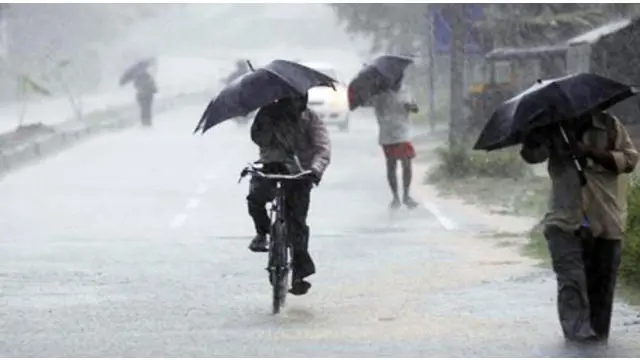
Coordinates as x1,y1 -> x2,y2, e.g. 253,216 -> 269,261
521,111 -> 637,344
120,58 -> 158,127
372,74 -> 420,209
348,55 -> 420,209
474,73 -> 640,344
133,67 -> 157,127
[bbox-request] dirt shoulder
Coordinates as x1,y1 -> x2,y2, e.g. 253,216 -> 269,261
413,139 -> 544,234
409,140 -> 547,282
412,139 -> 640,306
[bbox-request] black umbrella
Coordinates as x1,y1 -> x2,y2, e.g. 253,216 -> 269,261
473,73 -> 639,152
119,57 -> 156,86
194,59 -> 337,134
348,55 -> 414,110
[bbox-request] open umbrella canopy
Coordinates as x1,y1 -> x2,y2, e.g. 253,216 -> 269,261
194,59 -> 337,134
119,57 -> 156,86
473,73 -> 639,151
347,54 -> 414,110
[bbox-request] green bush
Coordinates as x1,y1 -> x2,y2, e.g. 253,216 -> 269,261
428,144 -> 531,182
621,176 -> 640,288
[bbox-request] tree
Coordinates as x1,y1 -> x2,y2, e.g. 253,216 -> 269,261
43,58 -> 84,122
8,56 -> 87,128
330,4 -> 478,147
332,4 -> 640,53
2,4 -> 178,95
442,5 -> 467,148
331,4 -> 429,55
329,4 -> 640,148
15,73 -> 51,128
476,4 -> 640,47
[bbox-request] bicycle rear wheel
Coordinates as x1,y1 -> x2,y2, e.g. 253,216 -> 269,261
269,220 -> 289,315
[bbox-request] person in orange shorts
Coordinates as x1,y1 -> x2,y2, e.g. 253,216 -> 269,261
371,74 -> 420,209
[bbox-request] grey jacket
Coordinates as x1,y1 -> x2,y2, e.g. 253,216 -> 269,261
251,105 -> 331,176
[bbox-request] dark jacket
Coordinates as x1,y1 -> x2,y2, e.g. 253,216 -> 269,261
134,72 -> 157,97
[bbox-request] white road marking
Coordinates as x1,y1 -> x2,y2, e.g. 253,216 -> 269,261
186,198 -> 200,209
423,202 -> 457,231
170,213 -> 189,229
195,182 -> 208,195
169,167 -> 220,229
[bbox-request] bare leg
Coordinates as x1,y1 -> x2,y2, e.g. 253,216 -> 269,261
401,158 -> 419,209
401,158 -> 412,197
386,157 -> 401,208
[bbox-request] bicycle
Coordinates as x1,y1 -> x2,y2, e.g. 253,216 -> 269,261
239,161 -> 313,314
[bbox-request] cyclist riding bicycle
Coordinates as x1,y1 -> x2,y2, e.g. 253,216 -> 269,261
247,93 -> 331,296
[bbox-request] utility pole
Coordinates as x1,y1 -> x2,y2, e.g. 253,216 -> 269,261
444,4 -> 467,148
425,7 -> 436,133
0,4 -> 10,101
0,4 -> 8,63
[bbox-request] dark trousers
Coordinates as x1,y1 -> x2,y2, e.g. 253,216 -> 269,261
137,94 -> 154,126
544,225 -> 622,342
247,169 -> 315,280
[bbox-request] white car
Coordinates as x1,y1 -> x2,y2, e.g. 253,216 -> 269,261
301,62 -> 350,132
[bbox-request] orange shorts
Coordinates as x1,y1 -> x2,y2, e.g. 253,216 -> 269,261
382,141 -> 416,160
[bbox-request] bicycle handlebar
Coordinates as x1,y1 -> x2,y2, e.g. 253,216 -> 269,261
238,163 -> 313,183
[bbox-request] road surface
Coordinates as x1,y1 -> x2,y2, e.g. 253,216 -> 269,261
1,103 -> 639,357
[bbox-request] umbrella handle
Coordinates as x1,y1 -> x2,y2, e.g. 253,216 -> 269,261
558,124 -> 587,187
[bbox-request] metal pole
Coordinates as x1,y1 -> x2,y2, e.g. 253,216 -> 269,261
425,7 -> 436,132
447,4 -> 467,148
0,4 -> 8,63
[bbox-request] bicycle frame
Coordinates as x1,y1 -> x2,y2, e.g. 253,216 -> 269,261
267,180 -> 290,274
239,162 -> 312,314
269,181 -> 288,241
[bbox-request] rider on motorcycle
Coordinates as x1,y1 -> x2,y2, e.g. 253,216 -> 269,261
247,93 -> 331,295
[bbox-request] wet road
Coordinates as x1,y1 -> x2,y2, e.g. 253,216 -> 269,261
1,104 -> 639,357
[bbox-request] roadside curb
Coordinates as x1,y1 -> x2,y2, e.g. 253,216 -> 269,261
0,90 -> 212,178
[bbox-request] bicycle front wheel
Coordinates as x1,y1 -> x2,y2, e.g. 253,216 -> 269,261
269,220 -> 289,315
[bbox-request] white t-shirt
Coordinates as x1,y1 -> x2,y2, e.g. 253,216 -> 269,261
373,87 -> 416,145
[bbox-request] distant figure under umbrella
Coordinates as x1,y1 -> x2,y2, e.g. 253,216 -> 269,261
348,55 -> 419,209
120,58 -> 158,127
372,74 -> 420,209
223,59 -> 251,86
133,69 -> 158,127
